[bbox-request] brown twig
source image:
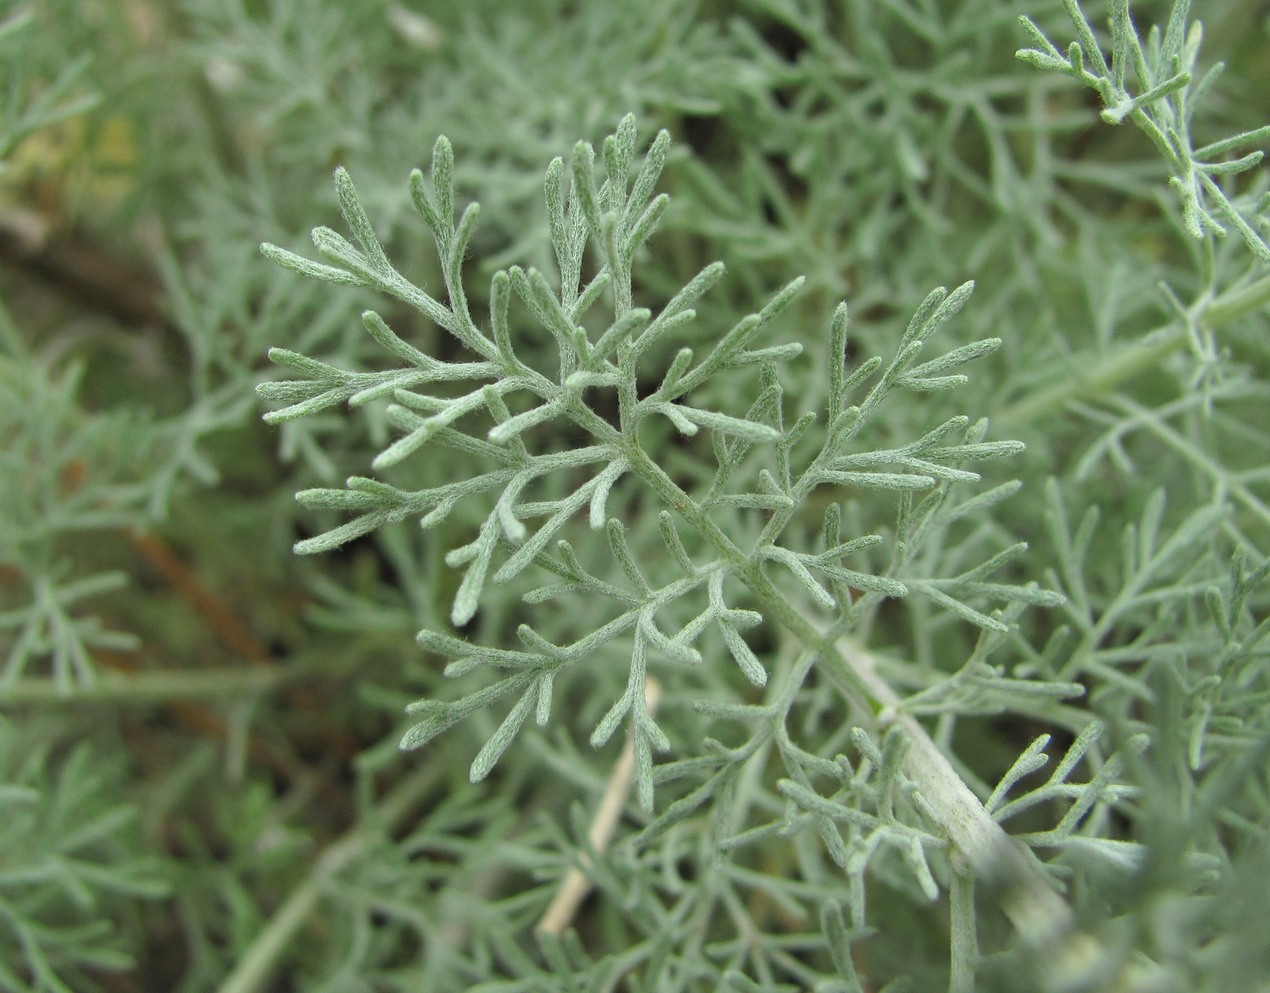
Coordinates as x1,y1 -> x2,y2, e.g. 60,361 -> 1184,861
127,528 -> 272,667
0,209 -> 171,330
126,527 -> 363,761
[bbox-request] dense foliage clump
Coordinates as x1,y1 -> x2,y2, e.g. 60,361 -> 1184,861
2,2 -> 1268,990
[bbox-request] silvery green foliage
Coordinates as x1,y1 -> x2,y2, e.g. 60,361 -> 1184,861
1018,0 -> 1270,261
259,115 -> 1049,794
0,345 -> 148,689
0,717 -> 167,991
258,112 -> 1111,989
255,20 -> 1270,963
8,0 -> 1265,988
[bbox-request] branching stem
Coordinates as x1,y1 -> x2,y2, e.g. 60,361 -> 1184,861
0,667 -> 288,703
537,677 -> 662,935
214,762 -> 444,993
837,637 -> 1169,992
998,275 -> 1270,426
619,413 -> 1117,981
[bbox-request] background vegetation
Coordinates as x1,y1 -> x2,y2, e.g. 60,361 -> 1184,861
1,0 -> 1268,990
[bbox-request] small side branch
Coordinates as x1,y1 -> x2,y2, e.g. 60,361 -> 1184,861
537,678 -> 662,936
835,637 -> 1167,993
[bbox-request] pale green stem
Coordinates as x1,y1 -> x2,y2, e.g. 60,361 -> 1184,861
998,274 -> 1270,426
621,432 -> 1105,978
949,866 -> 977,993
834,638 -> 1072,945
837,636 -> 1169,993
0,667 -> 288,704
1112,399 -> 1270,529
215,763 -> 442,993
